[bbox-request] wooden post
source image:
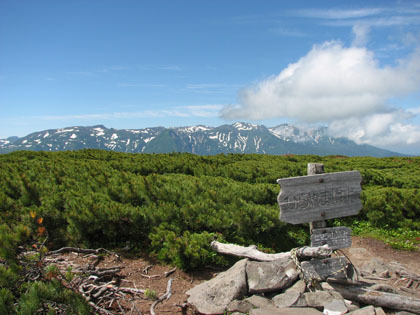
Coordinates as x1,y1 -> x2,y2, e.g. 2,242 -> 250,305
307,163 -> 327,233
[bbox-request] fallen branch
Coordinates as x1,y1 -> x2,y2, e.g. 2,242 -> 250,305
142,264 -> 153,274
140,273 -> 160,279
211,241 -> 332,261
119,287 -> 146,295
330,283 -> 420,314
150,278 -> 173,315
164,267 -> 177,278
92,267 -> 122,278
46,247 -> 120,260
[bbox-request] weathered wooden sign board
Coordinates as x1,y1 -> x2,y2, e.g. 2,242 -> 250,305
311,226 -> 352,250
277,165 -> 362,281
277,171 -> 362,225
301,257 -> 348,281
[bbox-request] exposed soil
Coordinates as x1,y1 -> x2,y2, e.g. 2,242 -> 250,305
343,236 -> 420,273
55,236 -> 420,314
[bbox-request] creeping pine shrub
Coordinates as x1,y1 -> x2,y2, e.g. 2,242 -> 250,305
0,288 -> 14,315
150,224 -> 229,270
17,280 -> 90,315
0,222 -> 90,314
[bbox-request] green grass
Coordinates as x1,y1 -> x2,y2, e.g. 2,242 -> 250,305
350,220 -> 420,251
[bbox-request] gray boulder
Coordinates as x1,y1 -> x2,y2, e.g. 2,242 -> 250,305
286,279 -> 307,294
186,259 -> 248,314
304,290 -> 344,309
272,290 -> 301,308
348,305 -> 376,315
244,294 -> 277,309
250,307 -> 322,315
323,299 -> 348,315
227,299 -> 254,313
246,259 -> 299,293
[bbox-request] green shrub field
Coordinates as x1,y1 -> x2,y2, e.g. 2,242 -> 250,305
1,150 -> 419,312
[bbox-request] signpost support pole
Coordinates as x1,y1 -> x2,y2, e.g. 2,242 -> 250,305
308,163 -> 327,233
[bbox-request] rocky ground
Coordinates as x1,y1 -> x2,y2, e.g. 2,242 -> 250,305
50,236 -> 420,314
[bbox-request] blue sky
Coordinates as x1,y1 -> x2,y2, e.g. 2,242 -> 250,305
1,0 -> 420,154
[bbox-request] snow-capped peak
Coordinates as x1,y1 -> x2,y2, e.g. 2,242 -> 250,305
233,122 -> 258,131
269,124 -> 327,143
177,125 -> 212,133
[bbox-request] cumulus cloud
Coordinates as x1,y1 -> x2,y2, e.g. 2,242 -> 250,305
329,110 -> 420,147
220,41 -> 420,149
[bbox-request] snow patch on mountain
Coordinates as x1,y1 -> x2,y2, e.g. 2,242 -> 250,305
178,125 -> 211,133
56,128 -> 75,134
269,124 -> 329,143
93,127 -> 105,136
233,122 -> 257,131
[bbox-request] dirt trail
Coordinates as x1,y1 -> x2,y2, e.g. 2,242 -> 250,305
56,237 -> 420,314
343,236 -> 420,273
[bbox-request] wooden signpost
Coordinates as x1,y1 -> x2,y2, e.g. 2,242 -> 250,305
277,170 -> 362,225
310,226 -> 352,250
277,163 -> 362,281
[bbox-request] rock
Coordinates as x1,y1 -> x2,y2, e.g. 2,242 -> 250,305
286,279 -> 307,294
186,259 -> 248,314
227,299 -> 254,313
249,307 -> 322,314
323,299 -> 347,315
321,282 -> 335,291
360,258 -> 389,276
244,294 -> 277,310
294,294 -> 308,307
246,259 -> 299,293
379,270 -> 390,278
344,299 -> 360,312
304,290 -> 344,309
272,290 -> 301,308
348,305 -> 375,315
272,279 -> 307,308
374,307 -> 386,315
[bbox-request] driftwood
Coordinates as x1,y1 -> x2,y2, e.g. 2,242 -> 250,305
150,278 -> 173,315
211,240 -> 332,261
331,283 -> 420,314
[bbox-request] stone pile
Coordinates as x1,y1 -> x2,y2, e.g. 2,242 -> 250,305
186,248 -> 420,315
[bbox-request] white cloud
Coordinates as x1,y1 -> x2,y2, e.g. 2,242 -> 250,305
222,42 -> 420,121
221,41 -> 420,148
185,83 -> 242,95
329,110 -> 420,147
352,24 -> 370,47
118,83 -> 166,88
100,65 -> 128,72
269,27 -> 306,37
297,8 -> 386,20
36,105 -> 222,121
296,5 -> 420,28
177,105 -> 222,117
326,15 -> 420,27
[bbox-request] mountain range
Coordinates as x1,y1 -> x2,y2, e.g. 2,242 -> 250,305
0,122 -> 403,157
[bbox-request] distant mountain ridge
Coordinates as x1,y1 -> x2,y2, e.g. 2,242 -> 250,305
0,122 -> 403,157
